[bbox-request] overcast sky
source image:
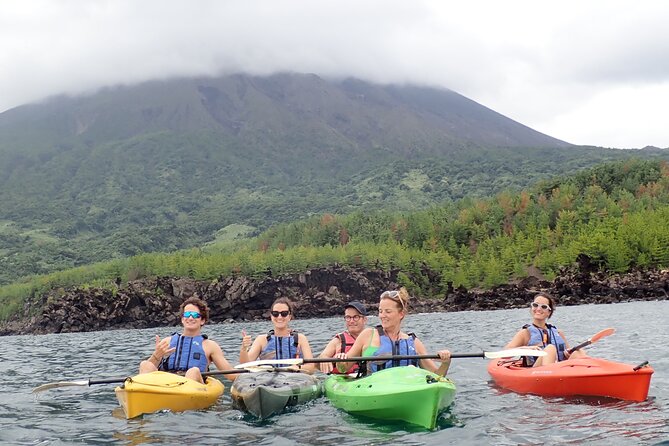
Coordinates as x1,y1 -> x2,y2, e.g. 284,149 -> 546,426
2,0 -> 668,149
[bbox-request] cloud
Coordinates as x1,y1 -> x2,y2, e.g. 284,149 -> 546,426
537,82 -> 669,148
1,0 -> 668,148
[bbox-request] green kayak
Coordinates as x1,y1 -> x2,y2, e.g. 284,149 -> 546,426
324,366 -> 456,430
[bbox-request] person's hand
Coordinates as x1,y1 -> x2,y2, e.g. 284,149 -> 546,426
153,335 -> 175,360
319,361 -> 334,374
333,352 -> 349,372
241,330 -> 252,352
437,349 -> 451,361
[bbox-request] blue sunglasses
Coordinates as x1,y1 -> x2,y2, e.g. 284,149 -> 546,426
183,311 -> 201,319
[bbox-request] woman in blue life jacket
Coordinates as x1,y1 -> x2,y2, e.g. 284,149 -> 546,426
504,293 -> 587,367
240,297 -> 316,371
139,296 -> 241,383
334,288 -> 451,376
317,301 -> 369,374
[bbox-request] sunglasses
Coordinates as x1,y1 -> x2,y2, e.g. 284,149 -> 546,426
183,311 -> 201,319
381,290 -> 400,299
344,315 -> 363,322
380,290 -> 407,311
531,302 -> 551,311
270,310 -> 290,318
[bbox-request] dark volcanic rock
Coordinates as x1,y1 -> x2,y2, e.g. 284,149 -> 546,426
1,262 -> 668,335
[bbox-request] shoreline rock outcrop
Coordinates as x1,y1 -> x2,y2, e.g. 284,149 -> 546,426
1,260 -> 668,336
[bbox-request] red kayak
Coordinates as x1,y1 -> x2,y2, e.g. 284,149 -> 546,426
487,357 -> 653,402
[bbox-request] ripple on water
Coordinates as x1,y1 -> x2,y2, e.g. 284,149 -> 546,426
1,300 -> 667,445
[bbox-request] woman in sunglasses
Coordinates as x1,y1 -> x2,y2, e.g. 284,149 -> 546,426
334,288 -> 451,376
139,296 -> 241,382
317,301 -> 369,374
504,293 -> 586,367
240,297 -> 315,370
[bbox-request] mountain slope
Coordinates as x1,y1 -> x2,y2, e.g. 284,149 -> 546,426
0,72 -> 569,161
0,72 -> 665,284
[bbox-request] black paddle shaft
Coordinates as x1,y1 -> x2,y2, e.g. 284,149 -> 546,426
301,352 -> 484,364
88,377 -> 128,385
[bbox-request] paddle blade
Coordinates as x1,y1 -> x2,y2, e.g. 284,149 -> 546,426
568,327 -> 615,353
234,358 -> 304,369
591,328 -> 615,343
483,348 -> 548,359
32,380 -> 90,393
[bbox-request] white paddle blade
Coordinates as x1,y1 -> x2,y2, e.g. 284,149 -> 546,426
234,358 -> 304,369
244,366 -> 277,373
484,348 -> 547,359
32,380 -> 90,393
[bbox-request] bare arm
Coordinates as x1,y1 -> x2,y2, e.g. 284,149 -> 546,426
297,333 -> 316,372
415,338 -> 451,376
206,340 -> 241,381
240,335 -> 266,363
558,329 -> 584,359
319,336 -> 341,358
504,329 -> 530,349
149,335 -> 176,365
318,336 -> 341,373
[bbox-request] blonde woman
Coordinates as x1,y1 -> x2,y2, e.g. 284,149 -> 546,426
335,288 -> 451,376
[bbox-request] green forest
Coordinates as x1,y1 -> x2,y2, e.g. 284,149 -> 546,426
2,158 -> 669,321
3,73 -> 669,285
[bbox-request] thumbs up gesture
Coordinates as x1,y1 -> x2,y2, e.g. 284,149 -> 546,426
241,330 -> 252,352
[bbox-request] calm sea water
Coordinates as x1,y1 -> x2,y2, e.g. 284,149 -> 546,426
1,300 -> 667,445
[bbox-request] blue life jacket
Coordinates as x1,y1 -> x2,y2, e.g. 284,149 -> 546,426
370,325 -> 418,372
159,333 -> 209,373
261,330 -> 301,361
524,323 -> 567,366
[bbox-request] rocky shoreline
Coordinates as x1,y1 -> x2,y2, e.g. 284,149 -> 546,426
1,257 -> 668,336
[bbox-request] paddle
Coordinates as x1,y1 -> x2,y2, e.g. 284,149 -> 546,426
567,327 -> 615,354
32,369 -> 248,393
235,348 -> 547,369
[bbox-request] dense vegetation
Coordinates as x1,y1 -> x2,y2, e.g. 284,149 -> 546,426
2,130 -> 668,284
2,73 -> 669,284
3,158 -> 669,321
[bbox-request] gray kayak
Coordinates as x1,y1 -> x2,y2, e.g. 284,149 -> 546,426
231,371 -> 322,418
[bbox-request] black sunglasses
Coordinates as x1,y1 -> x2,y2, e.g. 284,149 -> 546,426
270,310 -> 290,318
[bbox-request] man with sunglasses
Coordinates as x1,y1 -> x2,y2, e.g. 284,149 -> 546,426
317,301 -> 369,374
504,293 -> 587,367
139,296 -> 240,383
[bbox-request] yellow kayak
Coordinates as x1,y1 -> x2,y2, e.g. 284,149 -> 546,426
114,371 -> 224,418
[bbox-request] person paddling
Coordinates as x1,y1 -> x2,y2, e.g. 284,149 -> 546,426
138,296 -> 240,382
317,301 -> 369,374
334,288 -> 451,376
504,293 -> 587,367
240,297 -> 316,371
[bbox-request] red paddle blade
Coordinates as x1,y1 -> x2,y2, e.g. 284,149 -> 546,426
590,328 -> 615,343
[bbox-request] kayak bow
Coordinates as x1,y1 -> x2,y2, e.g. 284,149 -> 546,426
325,366 -> 456,430
487,357 -> 653,401
114,371 -> 224,418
